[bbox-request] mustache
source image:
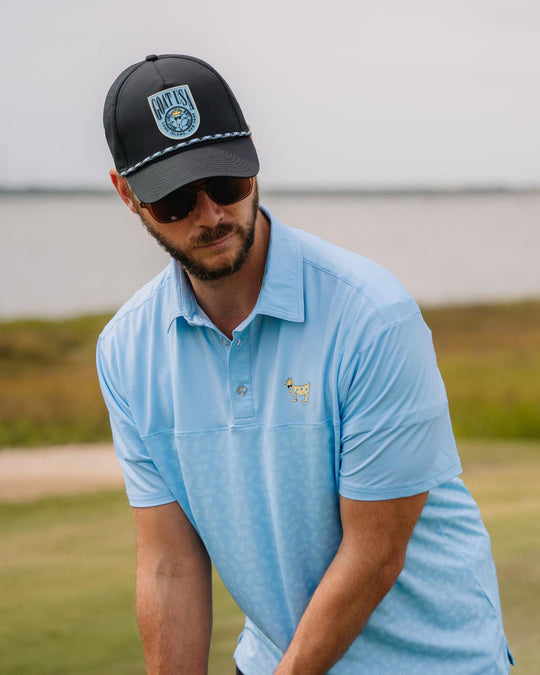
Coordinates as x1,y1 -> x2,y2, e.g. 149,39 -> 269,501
191,223 -> 236,247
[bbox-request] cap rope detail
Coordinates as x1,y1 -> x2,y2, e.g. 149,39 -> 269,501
120,131 -> 252,177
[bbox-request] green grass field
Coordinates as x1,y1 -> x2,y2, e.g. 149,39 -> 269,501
1,301 -> 539,671
0,489 -> 243,675
0,315 -> 112,448
422,302 -> 540,439
1,300 -> 540,448
0,440 -> 538,673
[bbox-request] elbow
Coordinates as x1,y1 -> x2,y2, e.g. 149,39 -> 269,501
386,553 -> 406,582
378,549 -> 407,593
338,541 -> 408,597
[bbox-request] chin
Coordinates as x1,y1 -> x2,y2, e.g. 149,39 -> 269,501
181,254 -> 248,282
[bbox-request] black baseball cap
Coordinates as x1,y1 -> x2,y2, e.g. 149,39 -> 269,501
103,54 -> 259,203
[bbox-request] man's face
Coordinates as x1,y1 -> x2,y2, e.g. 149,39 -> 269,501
135,179 -> 259,282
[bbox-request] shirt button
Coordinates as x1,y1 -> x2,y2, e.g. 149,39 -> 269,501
221,337 -> 229,346
236,385 -> 247,396
236,338 -> 242,347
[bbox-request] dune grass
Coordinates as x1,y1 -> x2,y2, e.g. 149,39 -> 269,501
0,440 -> 538,673
1,300 -> 539,448
0,315 -> 112,448
423,301 -> 540,438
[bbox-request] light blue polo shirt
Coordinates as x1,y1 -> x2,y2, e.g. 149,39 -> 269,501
97,207 -> 512,673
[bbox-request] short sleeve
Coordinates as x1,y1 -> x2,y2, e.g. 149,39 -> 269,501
339,312 -> 462,500
96,335 -> 176,507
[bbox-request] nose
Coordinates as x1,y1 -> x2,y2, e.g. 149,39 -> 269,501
189,188 -> 225,227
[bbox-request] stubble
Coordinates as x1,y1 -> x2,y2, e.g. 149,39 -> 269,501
137,182 -> 259,282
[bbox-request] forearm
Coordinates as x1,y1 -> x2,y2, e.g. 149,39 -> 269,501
275,545 -> 404,675
136,558 -> 212,674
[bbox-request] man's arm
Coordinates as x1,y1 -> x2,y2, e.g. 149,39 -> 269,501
275,492 -> 428,675
133,501 -> 212,674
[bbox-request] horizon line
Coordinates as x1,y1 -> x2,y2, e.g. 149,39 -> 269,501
1,183 -> 540,198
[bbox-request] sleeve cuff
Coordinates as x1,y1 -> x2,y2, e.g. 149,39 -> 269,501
338,461 -> 462,501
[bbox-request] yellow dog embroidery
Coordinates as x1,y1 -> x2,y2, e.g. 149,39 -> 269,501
285,377 -> 311,402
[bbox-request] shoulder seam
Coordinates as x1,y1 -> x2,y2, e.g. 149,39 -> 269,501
337,309 -> 423,390
303,256 -> 381,313
357,309 -> 423,355
303,256 -> 419,323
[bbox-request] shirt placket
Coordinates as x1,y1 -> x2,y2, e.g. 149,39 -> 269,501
226,328 -> 254,422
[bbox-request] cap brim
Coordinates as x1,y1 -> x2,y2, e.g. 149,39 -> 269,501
126,136 -> 259,203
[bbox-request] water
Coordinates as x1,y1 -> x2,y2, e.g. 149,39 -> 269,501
1,191 -> 539,319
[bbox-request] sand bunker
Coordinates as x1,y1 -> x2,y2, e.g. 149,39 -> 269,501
0,444 -> 124,501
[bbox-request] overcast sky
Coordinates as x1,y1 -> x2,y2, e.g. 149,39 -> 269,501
3,0 -> 540,190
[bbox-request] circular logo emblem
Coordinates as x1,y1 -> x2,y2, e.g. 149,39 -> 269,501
164,107 -> 194,135
148,86 -> 200,140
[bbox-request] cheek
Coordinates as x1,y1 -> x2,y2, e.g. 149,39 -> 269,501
139,212 -> 188,248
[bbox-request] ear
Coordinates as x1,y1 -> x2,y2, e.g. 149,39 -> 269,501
110,169 -> 139,214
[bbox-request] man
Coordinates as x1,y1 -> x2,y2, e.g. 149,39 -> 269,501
98,54 -> 513,674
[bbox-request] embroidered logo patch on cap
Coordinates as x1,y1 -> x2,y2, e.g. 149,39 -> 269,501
147,85 -> 200,140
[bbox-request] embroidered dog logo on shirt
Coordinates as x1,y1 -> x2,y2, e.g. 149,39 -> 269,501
285,377 -> 311,402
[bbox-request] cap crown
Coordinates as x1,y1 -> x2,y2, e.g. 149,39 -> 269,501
104,55 -> 250,176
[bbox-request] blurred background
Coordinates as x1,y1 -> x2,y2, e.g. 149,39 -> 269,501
1,1 -> 539,673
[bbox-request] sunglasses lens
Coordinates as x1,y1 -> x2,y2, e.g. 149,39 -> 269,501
147,188 -> 195,223
207,177 -> 253,205
144,176 -> 254,224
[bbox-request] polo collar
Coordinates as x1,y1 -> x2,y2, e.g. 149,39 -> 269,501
165,205 -> 305,331
253,206 -> 304,322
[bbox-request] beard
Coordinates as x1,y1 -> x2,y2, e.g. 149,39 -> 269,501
138,182 -> 259,282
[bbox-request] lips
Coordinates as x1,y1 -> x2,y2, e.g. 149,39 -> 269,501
200,232 -> 235,249
192,224 -> 236,249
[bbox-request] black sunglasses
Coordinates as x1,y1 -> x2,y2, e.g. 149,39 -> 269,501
138,176 -> 254,224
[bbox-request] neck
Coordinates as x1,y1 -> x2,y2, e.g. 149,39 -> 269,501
187,209 -> 270,339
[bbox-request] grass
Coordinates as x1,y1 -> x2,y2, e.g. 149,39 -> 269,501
1,302 -> 538,671
423,301 -> 540,438
0,491 -> 244,675
458,440 -> 540,673
1,300 -> 538,671
1,300 -> 540,448
0,440 -> 538,673
0,315 -> 112,447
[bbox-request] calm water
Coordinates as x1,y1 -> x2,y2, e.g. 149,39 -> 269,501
1,191 -> 539,319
